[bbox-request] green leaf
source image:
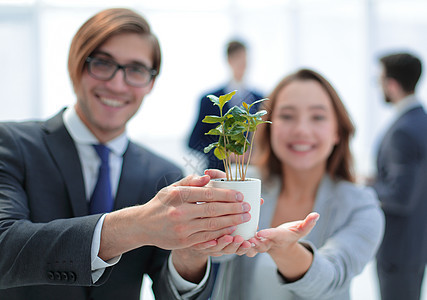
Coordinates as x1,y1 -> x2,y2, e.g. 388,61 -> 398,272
205,127 -> 222,136
218,90 -> 237,110
231,132 -> 249,143
225,106 -> 247,122
226,141 -> 245,155
249,110 -> 268,118
202,115 -> 225,124
204,142 -> 217,153
225,124 -> 246,136
207,95 -> 220,106
248,98 -> 269,111
214,147 -> 227,160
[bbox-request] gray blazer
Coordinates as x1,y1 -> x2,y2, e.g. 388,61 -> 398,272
0,110 -> 213,300
211,172 -> 384,300
374,104 -> 427,271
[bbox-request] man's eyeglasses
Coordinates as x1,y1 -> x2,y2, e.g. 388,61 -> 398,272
85,56 -> 157,87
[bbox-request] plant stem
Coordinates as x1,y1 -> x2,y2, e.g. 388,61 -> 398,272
236,158 -> 239,181
222,159 -> 228,180
241,123 -> 251,181
228,156 -> 233,180
244,130 -> 257,179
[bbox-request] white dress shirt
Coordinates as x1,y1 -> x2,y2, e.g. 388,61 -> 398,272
394,94 -> 423,119
63,106 -> 209,294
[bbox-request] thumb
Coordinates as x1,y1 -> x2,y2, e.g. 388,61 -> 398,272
257,212 -> 319,240
295,212 -> 320,236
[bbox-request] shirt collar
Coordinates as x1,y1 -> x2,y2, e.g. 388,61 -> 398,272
63,106 -> 129,156
225,79 -> 248,93
394,94 -> 422,117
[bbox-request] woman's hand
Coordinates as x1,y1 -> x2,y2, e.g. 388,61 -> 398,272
243,212 -> 319,281
247,212 -> 319,256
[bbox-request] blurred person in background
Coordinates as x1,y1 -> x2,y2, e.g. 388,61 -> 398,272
374,52 -> 427,300
206,68 -> 384,300
188,40 -> 264,171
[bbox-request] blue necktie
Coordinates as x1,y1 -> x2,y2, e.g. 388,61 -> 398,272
89,144 -> 113,214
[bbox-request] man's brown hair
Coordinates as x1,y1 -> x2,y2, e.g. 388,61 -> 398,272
68,8 -> 161,92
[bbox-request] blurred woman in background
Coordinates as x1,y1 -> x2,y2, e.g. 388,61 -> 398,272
207,68 -> 384,300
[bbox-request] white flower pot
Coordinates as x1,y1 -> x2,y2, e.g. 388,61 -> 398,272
208,178 -> 261,240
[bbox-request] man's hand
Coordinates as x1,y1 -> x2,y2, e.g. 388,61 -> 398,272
99,174 -> 251,261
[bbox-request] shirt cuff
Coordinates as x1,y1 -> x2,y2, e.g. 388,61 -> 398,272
91,214 -> 121,283
168,254 -> 211,295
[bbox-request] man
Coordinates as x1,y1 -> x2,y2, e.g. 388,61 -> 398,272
188,40 -> 264,171
374,52 -> 427,300
0,8 -> 253,299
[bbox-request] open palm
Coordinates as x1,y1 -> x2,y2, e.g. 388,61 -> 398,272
246,212 -> 319,257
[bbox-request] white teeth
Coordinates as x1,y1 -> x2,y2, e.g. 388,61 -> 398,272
291,144 -> 312,152
100,98 -> 125,108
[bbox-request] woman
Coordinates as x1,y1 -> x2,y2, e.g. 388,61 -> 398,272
206,68 -> 384,299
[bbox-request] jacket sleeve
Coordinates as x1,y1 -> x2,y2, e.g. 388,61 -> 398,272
281,188 -> 385,298
0,124 -> 104,289
152,258 -> 215,300
373,127 -> 425,215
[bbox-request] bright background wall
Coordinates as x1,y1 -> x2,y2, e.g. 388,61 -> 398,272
2,0 -> 427,177
1,0 -> 426,299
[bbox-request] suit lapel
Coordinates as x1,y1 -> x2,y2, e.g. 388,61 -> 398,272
42,110 -> 88,217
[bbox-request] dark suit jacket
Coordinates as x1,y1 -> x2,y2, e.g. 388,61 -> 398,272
0,110 -> 213,299
188,87 -> 264,170
373,105 -> 427,272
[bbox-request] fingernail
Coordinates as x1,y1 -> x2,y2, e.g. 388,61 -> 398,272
312,214 -> 320,223
228,226 -> 237,233
206,241 -> 217,248
251,243 -> 256,247
242,202 -> 250,212
236,193 -> 244,202
242,213 -> 251,222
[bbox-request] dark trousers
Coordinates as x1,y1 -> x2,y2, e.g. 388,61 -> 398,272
377,262 -> 425,300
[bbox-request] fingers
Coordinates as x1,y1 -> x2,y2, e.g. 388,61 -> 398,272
204,169 -> 226,179
187,212 -> 251,238
216,236 -> 252,256
257,212 -> 319,240
187,226 -> 238,246
156,184 -> 244,209
190,201 -> 251,219
173,174 -> 211,187
169,185 -> 244,205
167,173 -> 246,206
191,235 -> 253,257
190,235 -> 233,252
248,236 -> 270,254
234,238 -> 253,256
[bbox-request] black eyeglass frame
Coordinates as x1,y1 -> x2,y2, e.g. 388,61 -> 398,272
85,56 -> 157,87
